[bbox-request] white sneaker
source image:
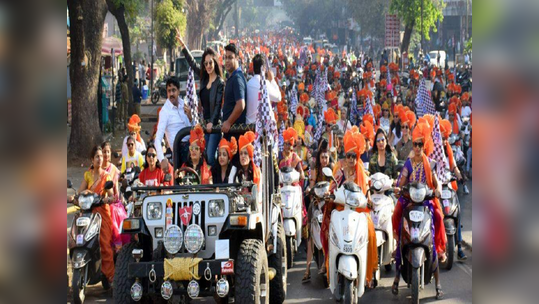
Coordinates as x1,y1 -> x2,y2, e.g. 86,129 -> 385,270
463,185 -> 470,195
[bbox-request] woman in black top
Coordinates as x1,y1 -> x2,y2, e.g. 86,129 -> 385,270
177,34 -> 224,167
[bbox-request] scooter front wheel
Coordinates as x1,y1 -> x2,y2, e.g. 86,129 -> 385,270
342,278 -> 357,304
71,267 -> 85,304
411,267 -> 420,304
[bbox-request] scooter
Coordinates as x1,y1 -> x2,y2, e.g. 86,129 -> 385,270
280,166 -> 303,268
151,76 -> 168,105
398,182 -> 437,304
310,180 -> 330,287
326,170 -> 369,303
369,173 -> 396,279
68,180 -> 114,304
440,172 -> 460,270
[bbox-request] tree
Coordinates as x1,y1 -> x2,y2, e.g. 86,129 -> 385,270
209,0 -> 237,40
107,0 -> 143,118
184,0 -> 218,50
348,0 -> 387,44
67,0 -> 108,160
390,0 -> 444,54
155,0 -> 187,71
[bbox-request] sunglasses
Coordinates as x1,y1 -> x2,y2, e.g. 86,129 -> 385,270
376,137 -> 386,143
127,143 -> 135,147
346,153 -> 357,159
413,142 -> 424,148
147,153 -> 157,158
283,142 -> 292,147
204,61 -> 213,67
189,146 -> 200,152
403,126 -> 410,130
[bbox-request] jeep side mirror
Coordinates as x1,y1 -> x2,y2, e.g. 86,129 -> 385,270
67,180 -> 73,189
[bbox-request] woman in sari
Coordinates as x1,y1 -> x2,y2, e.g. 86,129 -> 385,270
179,125 -> 212,185
279,128 -> 305,181
391,122 -> 447,299
321,127 -> 378,288
101,141 -> 129,248
75,146 -> 117,284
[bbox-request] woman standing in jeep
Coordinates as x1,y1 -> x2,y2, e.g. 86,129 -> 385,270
177,32 -> 224,167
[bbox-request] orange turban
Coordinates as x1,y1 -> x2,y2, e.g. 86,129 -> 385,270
461,92 -> 470,101
363,114 -> 374,127
399,110 -> 416,127
412,122 -> 434,156
448,103 -> 457,115
392,77 -> 399,85
373,104 -> 381,119
283,127 -> 298,145
308,84 -> 313,92
380,65 -> 387,74
382,102 -> 390,110
344,129 -> 366,156
277,101 -> 288,115
218,137 -> 238,159
394,104 -> 403,118
334,71 -> 341,79
389,62 -> 399,72
324,108 -> 338,125
128,114 -> 142,133
300,93 -> 309,103
239,131 -> 256,159
189,125 -> 206,152
440,119 -> 452,139
361,120 -> 375,145
298,83 -> 305,91
380,79 -> 387,89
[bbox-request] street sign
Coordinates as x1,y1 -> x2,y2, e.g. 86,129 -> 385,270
385,14 -> 401,48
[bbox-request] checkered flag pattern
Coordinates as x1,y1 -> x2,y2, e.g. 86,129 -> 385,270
350,90 -> 359,126
416,79 -> 437,117
364,95 -> 375,125
254,74 -> 279,166
432,115 -> 448,183
289,85 -> 298,120
186,67 -> 200,125
313,68 -> 327,145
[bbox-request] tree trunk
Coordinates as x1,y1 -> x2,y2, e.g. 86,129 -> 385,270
169,46 -> 174,73
107,0 -> 135,118
401,20 -> 415,55
67,0 -> 108,160
210,0 -> 235,40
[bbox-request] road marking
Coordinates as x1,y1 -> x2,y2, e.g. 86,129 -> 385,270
456,262 -> 472,278
67,206 -> 79,214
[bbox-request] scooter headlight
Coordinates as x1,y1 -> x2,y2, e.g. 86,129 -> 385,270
345,191 -> 366,208
85,216 -> 101,241
409,187 -> 427,203
314,183 -> 330,198
78,195 -> 94,211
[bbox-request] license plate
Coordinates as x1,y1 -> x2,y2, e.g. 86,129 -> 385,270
343,244 -> 353,253
409,210 -> 424,222
76,234 -> 84,245
221,260 -> 234,275
441,190 -> 452,199
373,214 -> 379,226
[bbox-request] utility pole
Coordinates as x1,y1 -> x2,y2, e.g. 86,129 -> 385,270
421,0 -> 424,55
234,0 -> 239,38
150,0 -> 154,97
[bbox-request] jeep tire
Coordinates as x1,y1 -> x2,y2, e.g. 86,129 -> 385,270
235,239 -> 269,304
269,223 -> 287,304
113,242 -> 138,303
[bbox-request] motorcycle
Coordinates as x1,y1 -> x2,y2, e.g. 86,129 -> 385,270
151,76 -> 168,105
325,169 -> 369,303
398,182 -> 437,304
310,180 -> 330,287
280,166 -> 303,268
369,173 -> 396,280
440,172 -> 460,270
68,180 -> 114,304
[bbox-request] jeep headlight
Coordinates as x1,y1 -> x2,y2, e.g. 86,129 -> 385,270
147,202 -> 163,220
209,199 -> 225,217
184,225 -> 205,253
164,225 -> 183,254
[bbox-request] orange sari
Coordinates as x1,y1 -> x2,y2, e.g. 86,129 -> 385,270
85,170 -> 115,281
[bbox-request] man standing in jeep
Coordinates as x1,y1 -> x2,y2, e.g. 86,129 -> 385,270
222,43 -> 247,136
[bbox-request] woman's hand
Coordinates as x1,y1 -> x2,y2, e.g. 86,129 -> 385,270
393,187 -> 401,197
435,188 -> 441,198
206,122 -> 213,134
175,29 -> 185,48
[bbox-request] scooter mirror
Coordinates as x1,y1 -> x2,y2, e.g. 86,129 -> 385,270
322,167 -> 333,178
67,180 -> 73,189
104,181 -> 114,190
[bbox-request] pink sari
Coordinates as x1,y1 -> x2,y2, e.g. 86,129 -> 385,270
104,163 -> 130,246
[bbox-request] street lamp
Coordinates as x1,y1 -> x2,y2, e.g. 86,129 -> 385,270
150,0 -> 154,97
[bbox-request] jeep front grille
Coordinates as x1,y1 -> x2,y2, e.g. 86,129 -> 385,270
173,201 -> 206,253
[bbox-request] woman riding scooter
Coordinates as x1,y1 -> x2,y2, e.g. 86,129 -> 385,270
321,127 -> 378,288
391,122 -> 447,300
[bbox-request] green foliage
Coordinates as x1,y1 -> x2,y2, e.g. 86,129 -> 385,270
112,0 -> 143,23
155,0 -> 187,50
348,0 -> 388,40
465,37 -> 472,54
390,0 -> 444,42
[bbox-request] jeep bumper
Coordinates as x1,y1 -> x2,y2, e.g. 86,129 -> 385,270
128,258 -> 235,280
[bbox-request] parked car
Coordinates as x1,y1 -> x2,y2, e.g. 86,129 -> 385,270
175,50 -> 203,97
429,50 -> 446,68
